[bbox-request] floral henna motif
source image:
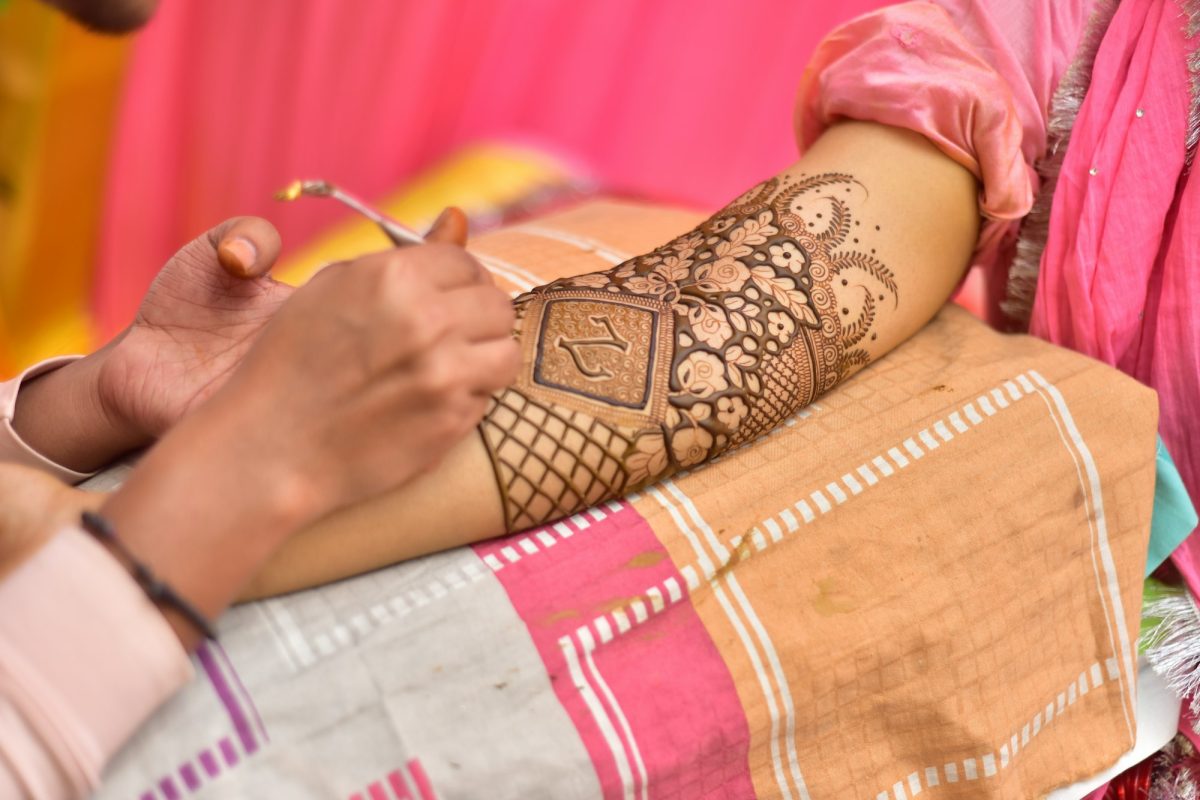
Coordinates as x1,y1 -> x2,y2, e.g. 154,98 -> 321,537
480,173 -> 898,531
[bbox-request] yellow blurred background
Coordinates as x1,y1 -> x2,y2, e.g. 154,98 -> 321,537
0,0 -> 129,372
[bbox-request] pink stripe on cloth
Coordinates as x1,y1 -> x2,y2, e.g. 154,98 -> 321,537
347,763 -> 431,800
388,768 -> 414,799
407,758 -> 438,800
475,505 -> 753,799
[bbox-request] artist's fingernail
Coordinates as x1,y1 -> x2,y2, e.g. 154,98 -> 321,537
219,237 -> 257,272
425,208 -> 451,236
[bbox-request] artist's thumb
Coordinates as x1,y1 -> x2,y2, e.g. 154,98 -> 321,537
423,207 -> 469,246
210,216 -> 284,279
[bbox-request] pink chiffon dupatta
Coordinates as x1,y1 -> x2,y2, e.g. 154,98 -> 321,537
1030,0 -> 1200,591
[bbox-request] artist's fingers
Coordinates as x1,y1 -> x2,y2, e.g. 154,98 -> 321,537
410,244 -> 490,290
444,285 -> 517,342
460,337 -> 522,394
212,217 -> 284,279
347,242 -> 489,292
423,207 -> 469,246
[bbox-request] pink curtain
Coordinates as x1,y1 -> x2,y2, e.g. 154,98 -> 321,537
94,0 -> 886,335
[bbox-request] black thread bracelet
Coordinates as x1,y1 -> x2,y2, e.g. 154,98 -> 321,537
80,510 -> 218,640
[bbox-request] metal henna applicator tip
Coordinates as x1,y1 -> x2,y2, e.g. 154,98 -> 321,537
275,180 -> 425,247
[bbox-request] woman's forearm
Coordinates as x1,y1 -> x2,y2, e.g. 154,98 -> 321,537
245,121 -> 980,598
481,123 -> 979,532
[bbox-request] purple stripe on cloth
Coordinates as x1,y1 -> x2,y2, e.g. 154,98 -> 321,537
135,738 -> 239,800
199,749 -> 220,778
220,736 -> 240,767
196,643 -> 258,754
214,640 -> 270,742
179,762 -> 201,791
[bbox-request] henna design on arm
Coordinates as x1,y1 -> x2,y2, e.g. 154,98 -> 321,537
480,173 -> 898,532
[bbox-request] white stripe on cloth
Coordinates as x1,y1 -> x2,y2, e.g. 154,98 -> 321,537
581,629 -> 648,800
509,224 -> 633,265
1028,369 -> 1136,739
472,252 -> 540,291
657,481 -> 813,800
559,634 -> 638,800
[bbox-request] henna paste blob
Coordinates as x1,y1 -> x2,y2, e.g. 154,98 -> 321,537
480,173 -> 898,532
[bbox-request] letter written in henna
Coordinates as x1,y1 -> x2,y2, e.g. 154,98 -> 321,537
554,315 -> 632,380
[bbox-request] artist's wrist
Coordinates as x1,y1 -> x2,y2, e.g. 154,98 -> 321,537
98,405 -> 322,646
11,348 -> 147,474
191,384 -> 336,528
143,392 -> 324,539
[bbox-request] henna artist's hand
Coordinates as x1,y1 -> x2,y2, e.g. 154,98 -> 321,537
422,206 -> 470,246
99,207 -> 470,447
94,217 -> 291,443
92,215 -> 291,448
11,209 -> 470,475
12,217 -> 290,473
98,240 -> 518,646
203,242 -> 521,513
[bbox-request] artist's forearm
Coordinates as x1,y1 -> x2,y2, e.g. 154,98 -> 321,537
102,397 -> 318,647
11,346 -> 145,474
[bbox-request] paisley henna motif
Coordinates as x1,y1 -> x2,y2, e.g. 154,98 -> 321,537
479,173 -> 898,531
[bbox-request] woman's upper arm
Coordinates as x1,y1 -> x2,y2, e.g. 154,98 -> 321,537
794,0 -> 1092,305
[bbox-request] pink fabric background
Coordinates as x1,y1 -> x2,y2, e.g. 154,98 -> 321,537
474,504 -> 754,799
1027,0 -> 1200,610
94,0 -> 886,336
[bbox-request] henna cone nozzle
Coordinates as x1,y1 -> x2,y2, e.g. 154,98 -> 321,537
275,180 -> 425,247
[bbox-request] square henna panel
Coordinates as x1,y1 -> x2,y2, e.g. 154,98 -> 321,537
521,289 -> 673,427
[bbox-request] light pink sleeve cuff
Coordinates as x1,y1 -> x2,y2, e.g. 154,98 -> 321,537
0,358 -> 97,485
794,2 -> 1035,272
0,528 -> 193,798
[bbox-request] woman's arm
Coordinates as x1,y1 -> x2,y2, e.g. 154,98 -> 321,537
245,121 -> 980,598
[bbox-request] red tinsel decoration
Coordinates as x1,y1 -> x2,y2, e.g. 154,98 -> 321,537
1105,759 -> 1154,799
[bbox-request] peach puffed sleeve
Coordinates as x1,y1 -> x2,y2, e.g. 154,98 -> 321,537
795,0 -> 1092,277
0,528 -> 192,799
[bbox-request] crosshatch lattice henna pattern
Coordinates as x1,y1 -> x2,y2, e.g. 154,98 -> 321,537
480,173 -> 899,532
